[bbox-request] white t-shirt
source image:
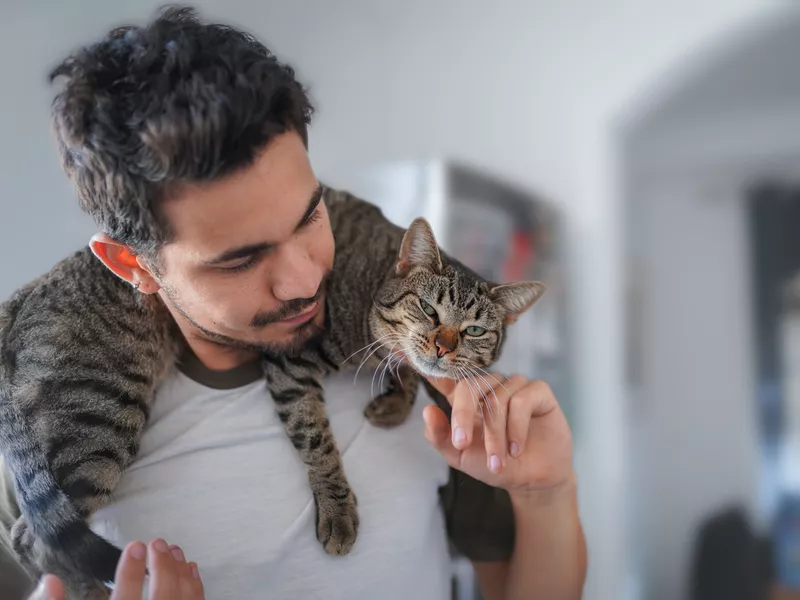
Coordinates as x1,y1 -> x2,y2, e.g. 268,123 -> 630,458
89,358 -> 455,600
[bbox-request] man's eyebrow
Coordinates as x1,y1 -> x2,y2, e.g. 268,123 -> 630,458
203,184 -> 324,267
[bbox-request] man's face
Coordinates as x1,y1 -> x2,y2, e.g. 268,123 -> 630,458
154,131 -> 334,355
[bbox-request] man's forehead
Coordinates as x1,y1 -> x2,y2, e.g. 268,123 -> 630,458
160,133 -> 319,259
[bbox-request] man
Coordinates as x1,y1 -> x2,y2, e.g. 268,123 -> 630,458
2,5 -> 586,599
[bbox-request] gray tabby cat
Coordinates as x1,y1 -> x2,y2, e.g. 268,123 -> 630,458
0,187 -> 545,597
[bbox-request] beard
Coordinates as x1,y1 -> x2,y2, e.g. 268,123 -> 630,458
159,273 -> 329,358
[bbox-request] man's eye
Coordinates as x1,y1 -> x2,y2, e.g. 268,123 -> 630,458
302,208 -> 322,227
221,256 -> 258,273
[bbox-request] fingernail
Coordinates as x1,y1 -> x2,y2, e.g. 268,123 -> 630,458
453,427 -> 466,446
489,454 -> 501,473
153,539 -> 169,553
190,563 -> 201,580
130,542 -> 146,560
170,546 -> 185,562
510,442 -> 520,457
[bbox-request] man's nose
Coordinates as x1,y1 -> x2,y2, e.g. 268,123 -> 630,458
271,241 -> 323,302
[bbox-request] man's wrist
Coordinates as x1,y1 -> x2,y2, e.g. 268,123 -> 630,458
507,468 -> 578,510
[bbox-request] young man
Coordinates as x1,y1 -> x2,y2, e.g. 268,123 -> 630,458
2,6 -> 586,599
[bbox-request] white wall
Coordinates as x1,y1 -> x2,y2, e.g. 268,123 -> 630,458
628,173 -> 763,600
1,2 -> 787,599
624,12 -> 800,598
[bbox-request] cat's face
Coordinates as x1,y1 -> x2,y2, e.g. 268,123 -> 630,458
370,218 -> 545,380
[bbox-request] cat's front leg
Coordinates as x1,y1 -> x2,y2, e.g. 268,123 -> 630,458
364,364 -> 419,428
263,359 -> 359,556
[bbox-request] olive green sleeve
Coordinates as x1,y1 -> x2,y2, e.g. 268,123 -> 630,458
421,380 -> 516,562
439,468 -> 516,562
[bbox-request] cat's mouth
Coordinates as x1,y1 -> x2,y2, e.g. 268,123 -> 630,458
405,353 -> 456,380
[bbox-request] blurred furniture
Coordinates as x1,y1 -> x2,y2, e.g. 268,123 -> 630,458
774,585 -> 800,599
689,505 -> 773,600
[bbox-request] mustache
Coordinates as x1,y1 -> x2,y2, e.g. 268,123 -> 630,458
249,271 -> 330,328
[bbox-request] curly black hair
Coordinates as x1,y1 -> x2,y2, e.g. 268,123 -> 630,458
49,5 -> 314,263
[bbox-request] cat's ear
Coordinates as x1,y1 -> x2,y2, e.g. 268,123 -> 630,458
396,218 -> 443,276
489,281 -> 546,325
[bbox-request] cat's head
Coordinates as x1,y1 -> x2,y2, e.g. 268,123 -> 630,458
370,217 -> 545,380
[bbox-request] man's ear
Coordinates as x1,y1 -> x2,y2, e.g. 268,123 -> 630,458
89,234 -> 161,294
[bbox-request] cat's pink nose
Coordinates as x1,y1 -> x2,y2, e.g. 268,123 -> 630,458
434,328 -> 458,357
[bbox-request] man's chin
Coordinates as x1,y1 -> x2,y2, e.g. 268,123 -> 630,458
248,312 -> 326,358
265,321 -> 325,357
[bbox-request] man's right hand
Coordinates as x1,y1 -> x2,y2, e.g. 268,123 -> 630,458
28,539 -> 205,600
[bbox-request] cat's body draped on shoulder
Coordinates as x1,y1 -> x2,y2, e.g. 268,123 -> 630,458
0,187 -> 545,598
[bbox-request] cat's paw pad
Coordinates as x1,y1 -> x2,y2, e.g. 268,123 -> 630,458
315,491 -> 359,556
365,393 -> 413,428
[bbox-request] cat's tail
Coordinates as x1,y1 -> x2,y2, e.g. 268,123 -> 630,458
0,293 -> 122,586
0,395 -> 123,586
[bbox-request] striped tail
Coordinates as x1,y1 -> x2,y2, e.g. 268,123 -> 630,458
0,401 -> 122,586
0,290 -> 121,586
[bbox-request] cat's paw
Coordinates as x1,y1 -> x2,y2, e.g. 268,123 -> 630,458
11,517 -> 38,571
315,490 -> 359,556
365,392 -> 413,428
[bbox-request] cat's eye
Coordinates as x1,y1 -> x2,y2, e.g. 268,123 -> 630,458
419,298 -> 438,318
465,326 -> 486,337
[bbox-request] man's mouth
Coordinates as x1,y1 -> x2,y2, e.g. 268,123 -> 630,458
280,302 -> 319,326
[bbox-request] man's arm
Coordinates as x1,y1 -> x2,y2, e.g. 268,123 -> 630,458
473,472 -> 587,600
422,374 -> 587,600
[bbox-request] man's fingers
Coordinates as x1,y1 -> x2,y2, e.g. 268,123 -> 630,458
506,378 -> 550,458
449,379 -> 478,450
168,545 -> 200,598
29,575 -> 66,600
478,374 -> 520,474
110,542 -> 147,600
148,539 -> 180,600
187,562 -> 205,598
423,405 -> 461,468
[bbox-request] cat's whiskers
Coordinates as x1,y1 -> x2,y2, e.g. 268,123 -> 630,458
471,365 -> 515,400
342,334 -> 396,365
378,348 -> 399,395
454,363 -> 486,418
455,366 -> 482,418
461,365 -> 496,423
353,336 -> 403,383
470,366 -> 507,423
371,342 -> 400,398
388,351 -> 405,387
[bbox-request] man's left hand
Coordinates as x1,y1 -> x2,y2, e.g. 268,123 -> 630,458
423,374 -> 574,499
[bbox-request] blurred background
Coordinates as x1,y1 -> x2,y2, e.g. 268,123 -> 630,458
5,1 -> 800,598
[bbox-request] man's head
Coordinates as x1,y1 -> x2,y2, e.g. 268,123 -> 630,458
49,6 -> 334,357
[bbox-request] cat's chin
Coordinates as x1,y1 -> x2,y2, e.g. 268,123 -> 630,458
406,356 -> 456,380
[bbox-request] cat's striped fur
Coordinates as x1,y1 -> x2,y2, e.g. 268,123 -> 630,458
0,187 -> 544,598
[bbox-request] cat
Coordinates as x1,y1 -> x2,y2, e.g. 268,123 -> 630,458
0,187 -> 545,598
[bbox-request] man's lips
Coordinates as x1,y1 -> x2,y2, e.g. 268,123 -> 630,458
280,302 -> 319,325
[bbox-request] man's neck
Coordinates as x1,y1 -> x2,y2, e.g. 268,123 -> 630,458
181,332 -> 259,371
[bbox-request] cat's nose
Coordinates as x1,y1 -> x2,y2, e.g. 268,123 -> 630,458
434,328 -> 458,357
